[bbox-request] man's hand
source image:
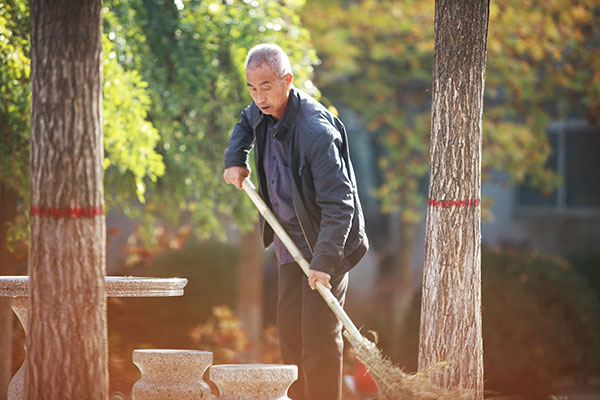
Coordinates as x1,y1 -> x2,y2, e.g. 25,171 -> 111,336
224,166 -> 251,189
308,269 -> 332,290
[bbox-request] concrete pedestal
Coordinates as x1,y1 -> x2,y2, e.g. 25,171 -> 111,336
209,364 -> 297,400
132,349 -> 213,400
6,298 -> 26,400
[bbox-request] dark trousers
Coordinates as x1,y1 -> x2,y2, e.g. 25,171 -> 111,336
277,262 -> 348,400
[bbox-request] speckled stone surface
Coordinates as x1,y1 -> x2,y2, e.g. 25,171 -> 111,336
132,349 -> 213,400
6,297 -> 26,400
105,276 -> 188,297
0,277 -> 27,297
0,276 -> 187,400
0,275 -> 188,297
209,364 -> 298,400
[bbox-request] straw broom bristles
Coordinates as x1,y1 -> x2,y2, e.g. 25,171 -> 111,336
345,332 -> 474,400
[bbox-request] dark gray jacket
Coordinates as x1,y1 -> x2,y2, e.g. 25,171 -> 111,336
225,88 -> 368,275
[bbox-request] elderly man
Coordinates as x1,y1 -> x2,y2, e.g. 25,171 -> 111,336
223,43 -> 368,400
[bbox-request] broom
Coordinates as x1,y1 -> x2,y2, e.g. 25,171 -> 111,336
241,178 -> 469,400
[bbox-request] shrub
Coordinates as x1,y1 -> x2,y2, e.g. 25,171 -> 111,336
568,248 -> 600,301
393,247 -> 600,399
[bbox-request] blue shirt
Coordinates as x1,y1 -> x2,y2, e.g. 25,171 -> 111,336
263,116 -> 312,265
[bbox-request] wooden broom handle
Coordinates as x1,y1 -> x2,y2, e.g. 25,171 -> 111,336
241,178 -> 363,342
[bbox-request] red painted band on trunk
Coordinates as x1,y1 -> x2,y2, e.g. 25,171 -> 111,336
428,198 -> 480,208
30,206 -> 104,218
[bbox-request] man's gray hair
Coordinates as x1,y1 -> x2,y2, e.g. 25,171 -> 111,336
245,43 -> 292,77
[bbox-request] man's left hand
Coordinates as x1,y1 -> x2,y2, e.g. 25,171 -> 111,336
308,269 -> 332,290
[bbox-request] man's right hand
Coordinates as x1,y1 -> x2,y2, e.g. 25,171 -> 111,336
223,166 -> 251,189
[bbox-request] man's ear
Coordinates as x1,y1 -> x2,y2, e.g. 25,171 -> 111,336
284,72 -> 293,87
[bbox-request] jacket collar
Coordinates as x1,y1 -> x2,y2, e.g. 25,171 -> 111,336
278,87 -> 300,133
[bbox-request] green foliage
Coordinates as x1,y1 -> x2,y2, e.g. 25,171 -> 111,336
303,0 -> 434,222
0,0 -> 30,199
302,0 -> 599,220
2,0 -> 321,250
103,35 -> 165,205
104,0 -> 320,239
0,1 -> 165,244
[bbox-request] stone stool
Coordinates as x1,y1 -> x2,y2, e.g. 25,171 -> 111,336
209,364 -> 297,400
132,349 -> 213,399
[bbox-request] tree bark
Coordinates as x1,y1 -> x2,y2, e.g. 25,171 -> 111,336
418,0 -> 489,396
0,184 -> 18,400
27,1 -> 107,399
237,224 -> 263,361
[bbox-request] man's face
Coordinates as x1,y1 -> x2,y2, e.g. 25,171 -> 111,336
246,63 -> 293,121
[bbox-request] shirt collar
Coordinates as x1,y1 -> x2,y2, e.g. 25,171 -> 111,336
252,87 -> 299,136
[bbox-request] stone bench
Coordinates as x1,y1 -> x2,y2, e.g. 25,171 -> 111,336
132,349 -> 212,399
209,364 -> 298,400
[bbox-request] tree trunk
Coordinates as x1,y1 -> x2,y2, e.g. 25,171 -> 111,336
0,185 -> 18,400
237,224 -> 263,361
26,1 -> 107,399
418,0 -> 489,396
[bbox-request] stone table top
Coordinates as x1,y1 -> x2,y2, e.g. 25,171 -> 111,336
0,275 -> 188,297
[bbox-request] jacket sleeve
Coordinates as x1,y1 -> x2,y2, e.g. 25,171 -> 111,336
307,126 -> 355,274
224,106 -> 255,169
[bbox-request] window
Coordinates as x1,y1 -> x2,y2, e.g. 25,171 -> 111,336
517,119 -> 600,213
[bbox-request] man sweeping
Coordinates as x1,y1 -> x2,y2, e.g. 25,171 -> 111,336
223,43 -> 369,400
